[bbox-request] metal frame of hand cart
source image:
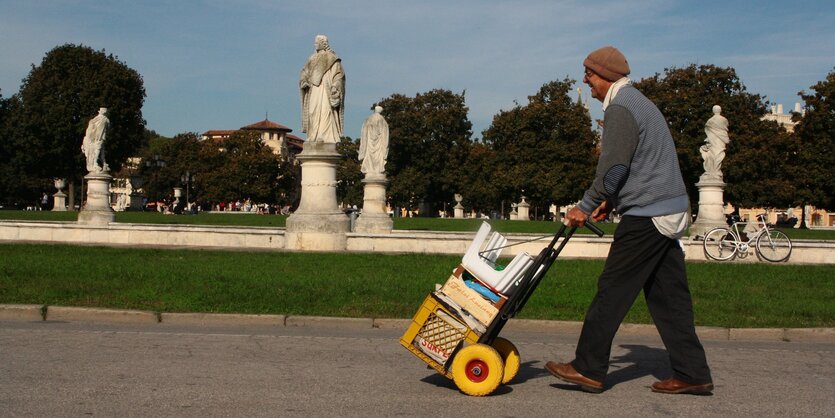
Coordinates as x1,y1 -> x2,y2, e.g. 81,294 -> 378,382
399,221 -> 604,396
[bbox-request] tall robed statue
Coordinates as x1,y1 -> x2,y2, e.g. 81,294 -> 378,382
81,107 -> 110,172
299,35 -> 345,144
359,105 -> 389,177
699,105 -> 730,181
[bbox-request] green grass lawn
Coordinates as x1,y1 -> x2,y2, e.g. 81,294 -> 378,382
2,210 -> 833,239
1,243 -> 832,328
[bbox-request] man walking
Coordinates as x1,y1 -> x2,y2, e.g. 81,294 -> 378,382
547,46 -> 713,395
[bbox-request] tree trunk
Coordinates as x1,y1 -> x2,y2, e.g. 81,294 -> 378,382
68,181 -> 75,211
799,204 -> 808,229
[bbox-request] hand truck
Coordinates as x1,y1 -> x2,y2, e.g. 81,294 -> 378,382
399,221 -> 604,396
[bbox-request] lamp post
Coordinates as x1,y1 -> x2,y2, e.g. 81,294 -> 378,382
180,171 -> 196,206
144,155 -> 165,202
128,173 -> 144,211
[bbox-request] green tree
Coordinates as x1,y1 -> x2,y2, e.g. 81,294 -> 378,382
197,131 -> 281,205
336,136 -> 363,207
456,141 -> 500,215
482,79 -> 597,218
634,64 -> 793,210
0,91 -> 22,206
139,134 -> 187,201
378,90 -> 473,215
791,68 -> 835,225
6,44 -> 145,205
0,94 -> 54,207
275,159 -> 301,209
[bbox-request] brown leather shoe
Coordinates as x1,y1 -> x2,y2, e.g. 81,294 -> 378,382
651,378 -> 714,395
545,361 -> 604,393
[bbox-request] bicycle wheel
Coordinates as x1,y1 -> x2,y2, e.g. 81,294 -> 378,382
703,228 -> 737,261
756,230 -> 792,262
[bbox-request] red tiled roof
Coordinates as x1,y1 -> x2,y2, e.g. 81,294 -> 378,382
202,130 -> 237,137
286,133 -> 304,149
241,119 -> 291,132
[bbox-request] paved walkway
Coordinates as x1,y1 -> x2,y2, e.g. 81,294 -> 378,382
2,319 -> 833,416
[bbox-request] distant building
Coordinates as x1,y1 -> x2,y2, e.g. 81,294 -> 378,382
202,118 -> 304,161
761,102 -> 804,133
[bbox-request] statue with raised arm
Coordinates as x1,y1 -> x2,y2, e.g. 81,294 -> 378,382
359,105 -> 389,177
700,105 -> 730,181
81,107 -> 110,172
299,35 -> 345,144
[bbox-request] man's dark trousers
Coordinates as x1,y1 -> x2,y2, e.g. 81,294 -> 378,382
571,215 -> 712,384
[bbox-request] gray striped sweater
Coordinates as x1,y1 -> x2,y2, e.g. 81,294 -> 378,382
578,85 -> 688,217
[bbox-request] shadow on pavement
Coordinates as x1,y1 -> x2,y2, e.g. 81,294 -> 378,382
511,360 -> 550,384
605,344 -> 670,387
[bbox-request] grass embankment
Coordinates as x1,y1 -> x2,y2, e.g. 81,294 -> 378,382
2,210 -> 833,239
1,243 -> 832,328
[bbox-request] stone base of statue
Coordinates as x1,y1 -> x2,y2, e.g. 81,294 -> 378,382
129,193 -> 144,211
285,142 -> 350,250
78,172 -> 115,224
454,203 -> 464,219
173,187 -> 183,206
355,175 -> 392,233
516,197 -> 530,221
52,191 -> 67,212
690,177 -> 727,237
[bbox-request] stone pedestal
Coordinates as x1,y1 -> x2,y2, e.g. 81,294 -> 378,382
690,179 -> 727,237
355,176 -> 393,233
78,172 -> 114,224
285,143 -> 350,250
129,193 -> 144,211
52,178 -> 67,211
173,187 -> 183,205
453,203 -> 464,219
52,191 -> 67,212
516,197 -> 530,221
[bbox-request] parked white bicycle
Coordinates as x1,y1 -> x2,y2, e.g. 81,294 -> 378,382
702,213 -> 792,262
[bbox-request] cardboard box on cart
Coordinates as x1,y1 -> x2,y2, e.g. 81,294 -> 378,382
438,274 -> 500,326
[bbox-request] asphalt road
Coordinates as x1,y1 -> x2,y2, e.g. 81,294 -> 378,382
1,320 -> 833,417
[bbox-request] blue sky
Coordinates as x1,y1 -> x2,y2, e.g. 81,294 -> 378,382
1,1 -> 832,140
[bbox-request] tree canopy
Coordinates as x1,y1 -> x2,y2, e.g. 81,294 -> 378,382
377,90 -> 473,215
0,44 -> 146,206
482,79 -> 597,218
634,64 -> 794,209
139,131 -> 287,207
336,136 -> 363,207
791,68 -> 835,213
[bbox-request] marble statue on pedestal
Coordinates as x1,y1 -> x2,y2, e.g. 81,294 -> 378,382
354,105 -> 393,234
699,105 -> 730,181
286,35 -> 350,249
81,107 -> 110,173
690,105 -> 731,237
453,194 -> 464,218
299,35 -> 345,144
359,106 -> 389,177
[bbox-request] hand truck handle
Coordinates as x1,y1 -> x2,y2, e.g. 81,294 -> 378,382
585,220 -> 604,237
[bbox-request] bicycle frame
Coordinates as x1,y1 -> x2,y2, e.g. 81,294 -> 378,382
704,213 -> 792,262
728,214 -> 771,250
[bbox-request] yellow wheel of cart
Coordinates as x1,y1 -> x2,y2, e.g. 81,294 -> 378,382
491,337 -> 520,384
451,344 -> 504,396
